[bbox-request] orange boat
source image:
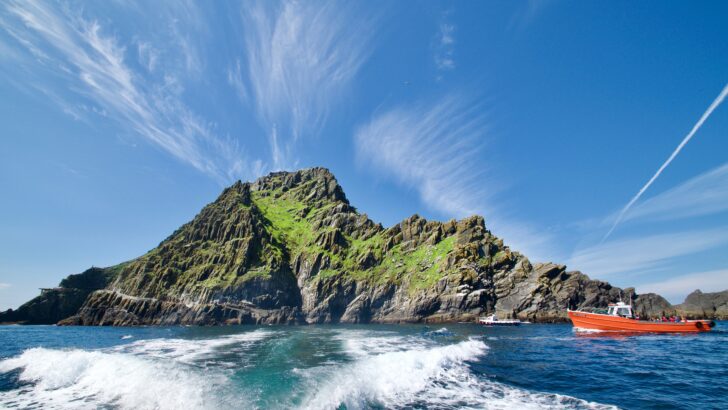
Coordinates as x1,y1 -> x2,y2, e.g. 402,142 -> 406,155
568,302 -> 715,333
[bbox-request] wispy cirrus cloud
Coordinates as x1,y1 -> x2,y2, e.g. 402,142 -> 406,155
433,19 -> 455,74
508,0 -> 548,31
0,0 -> 249,183
637,269 -> 728,303
354,95 -> 552,259
0,283 -> 10,290
603,82 -> 728,241
567,228 -> 728,278
136,41 -> 159,73
241,1 -> 376,169
355,96 -> 490,217
566,162 -> 728,295
620,162 -> 728,224
575,161 -> 728,232
227,58 -> 248,103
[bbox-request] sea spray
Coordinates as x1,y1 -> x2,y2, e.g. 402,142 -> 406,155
0,348 -> 232,410
113,328 -> 275,363
300,338 -> 487,409
300,334 -> 613,410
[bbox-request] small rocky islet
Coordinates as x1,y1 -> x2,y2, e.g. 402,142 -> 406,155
2,167 -> 726,326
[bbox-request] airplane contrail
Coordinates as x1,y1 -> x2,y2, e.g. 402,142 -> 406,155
603,82 -> 728,242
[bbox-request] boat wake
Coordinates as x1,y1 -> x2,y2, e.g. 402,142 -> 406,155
0,328 -> 616,410
299,332 -> 616,410
0,330 -> 275,409
0,347 -> 232,410
573,327 -> 606,333
113,328 -> 274,364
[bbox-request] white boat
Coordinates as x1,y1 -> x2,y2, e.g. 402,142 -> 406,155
478,314 -> 522,326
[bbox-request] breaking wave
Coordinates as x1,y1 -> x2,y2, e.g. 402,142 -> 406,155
0,347 -> 232,410
0,330 -> 275,409
300,334 -> 616,410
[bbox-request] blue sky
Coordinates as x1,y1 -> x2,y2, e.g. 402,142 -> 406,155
1,0 -> 727,310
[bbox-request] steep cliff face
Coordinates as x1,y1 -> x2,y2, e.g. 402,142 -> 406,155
13,167 -> 674,326
0,267 -> 116,324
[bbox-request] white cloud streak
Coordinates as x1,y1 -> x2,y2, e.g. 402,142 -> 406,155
434,21 -> 455,72
0,0 -> 249,183
0,283 -> 10,290
353,96 -> 554,260
621,162 -> 728,224
136,41 -> 158,73
604,82 -> 728,240
568,228 -> 728,278
227,58 -> 247,103
242,1 -> 375,169
569,162 -> 728,293
637,269 -> 728,303
355,96 -> 490,217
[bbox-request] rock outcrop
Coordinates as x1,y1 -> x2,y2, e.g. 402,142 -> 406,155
0,267 -> 116,324
675,290 -> 728,319
4,168 -> 699,326
622,288 -> 676,318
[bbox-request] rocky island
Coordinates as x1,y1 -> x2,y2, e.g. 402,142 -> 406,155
2,168 -> 723,325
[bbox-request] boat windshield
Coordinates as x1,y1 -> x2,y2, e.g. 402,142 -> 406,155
617,307 -> 631,317
607,305 -> 633,317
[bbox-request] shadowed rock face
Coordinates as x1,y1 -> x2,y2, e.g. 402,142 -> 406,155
621,288 -> 675,318
0,268 -> 114,324
675,290 -> 728,319
3,167 -> 693,326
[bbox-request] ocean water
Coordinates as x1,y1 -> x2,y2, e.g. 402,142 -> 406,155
0,323 -> 726,409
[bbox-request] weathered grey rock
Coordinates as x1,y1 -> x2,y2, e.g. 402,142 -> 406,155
620,288 -> 675,318
675,289 -> 728,319
0,267 -> 114,324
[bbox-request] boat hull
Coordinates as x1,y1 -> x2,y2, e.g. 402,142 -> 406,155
567,310 -> 714,333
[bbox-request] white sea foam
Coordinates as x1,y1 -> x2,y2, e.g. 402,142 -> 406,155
339,333 -> 428,357
573,327 -> 606,333
113,328 -> 274,364
0,347 -> 233,410
301,334 -> 616,410
0,330 -> 275,409
0,328 -> 617,410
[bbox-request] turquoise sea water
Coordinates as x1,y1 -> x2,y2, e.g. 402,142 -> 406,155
0,323 -> 726,409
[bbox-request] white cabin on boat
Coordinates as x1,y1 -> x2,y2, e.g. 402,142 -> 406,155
607,302 -> 633,318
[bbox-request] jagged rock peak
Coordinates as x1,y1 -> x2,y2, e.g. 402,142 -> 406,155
215,180 -> 252,209
251,167 -> 349,206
